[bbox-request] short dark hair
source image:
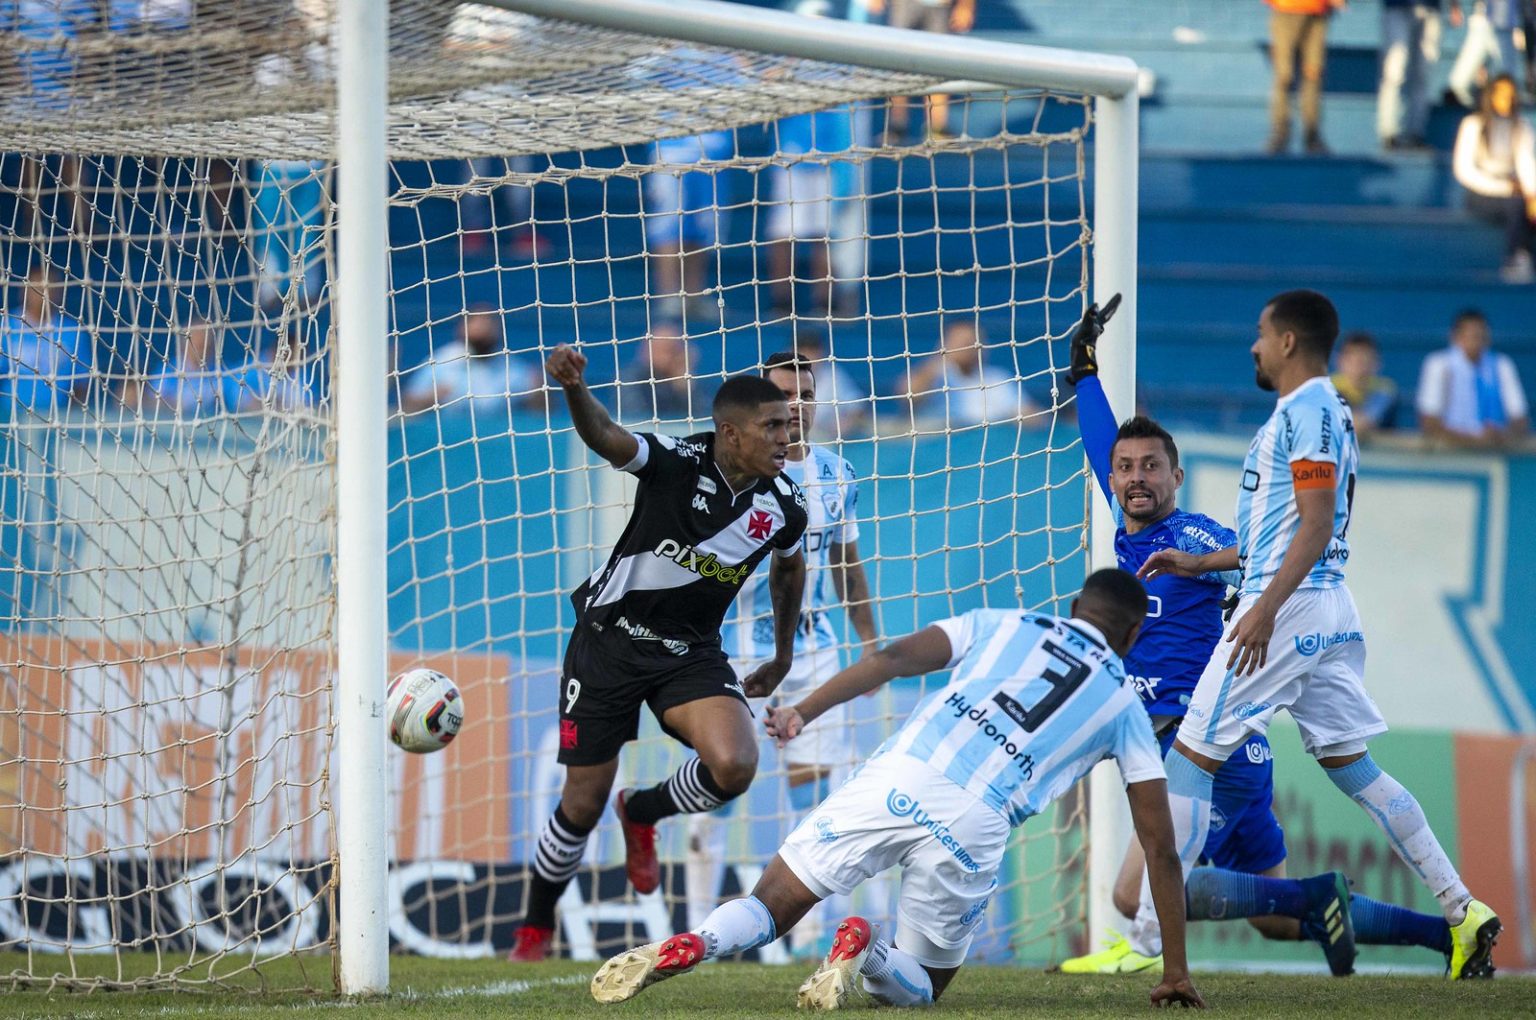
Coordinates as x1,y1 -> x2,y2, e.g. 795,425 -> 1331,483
1452,308 -> 1488,332
1112,416 -> 1179,469
1339,330 -> 1377,352
713,374 -> 789,422
1077,568 -> 1148,637
763,351 -> 817,381
1266,289 -> 1339,361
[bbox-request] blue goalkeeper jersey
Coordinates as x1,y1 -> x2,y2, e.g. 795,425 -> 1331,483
1077,377 -> 1241,717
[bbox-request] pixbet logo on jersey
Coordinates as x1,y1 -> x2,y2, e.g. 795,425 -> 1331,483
652,539 -> 750,584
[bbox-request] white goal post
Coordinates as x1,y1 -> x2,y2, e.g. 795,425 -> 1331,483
0,0 -> 1137,996
333,0 -> 1139,994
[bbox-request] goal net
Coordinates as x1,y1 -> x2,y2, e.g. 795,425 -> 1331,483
0,0 -> 1134,990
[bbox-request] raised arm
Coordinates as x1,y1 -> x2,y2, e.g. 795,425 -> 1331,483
765,625 -> 952,746
1126,779 -> 1205,1008
1066,295 -> 1123,503
545,344 -> 638,468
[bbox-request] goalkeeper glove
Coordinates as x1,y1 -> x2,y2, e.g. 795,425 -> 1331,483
1066,292 -> 1122,385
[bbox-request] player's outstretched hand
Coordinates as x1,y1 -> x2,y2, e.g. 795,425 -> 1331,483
545,344 -> 588,387
764,704 -> 804,748
1066,292 -> 1122,385
742,658 -> 790,699
1149,975 -> 1206,1009
1137,548 -> 1202,581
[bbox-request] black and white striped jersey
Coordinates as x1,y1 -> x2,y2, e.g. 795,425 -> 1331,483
571,431 -> 809,654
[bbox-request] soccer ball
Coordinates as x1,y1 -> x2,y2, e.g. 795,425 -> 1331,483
386,668 -> 464,754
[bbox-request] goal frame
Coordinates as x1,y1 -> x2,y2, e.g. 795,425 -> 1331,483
334,0 -> 1139,993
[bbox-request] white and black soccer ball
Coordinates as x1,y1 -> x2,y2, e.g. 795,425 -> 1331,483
386,668 -> 464,754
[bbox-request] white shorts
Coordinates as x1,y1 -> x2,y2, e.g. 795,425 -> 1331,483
1178,585 -> 1387,760
780,753 -> 1009,968
739,646 -> 847,769
766,165 -> 832,240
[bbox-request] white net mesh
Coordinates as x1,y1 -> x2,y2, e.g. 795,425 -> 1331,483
0,0 -> 1104,989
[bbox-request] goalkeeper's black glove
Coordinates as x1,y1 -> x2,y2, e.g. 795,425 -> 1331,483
1065,292 -> 1122,385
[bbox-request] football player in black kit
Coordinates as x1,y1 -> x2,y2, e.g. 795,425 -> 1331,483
510,342 -> 810,961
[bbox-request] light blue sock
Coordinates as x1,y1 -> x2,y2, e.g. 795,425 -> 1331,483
1324,754 -> 1470,920
860,937 -> 933,1006
1165,752 -> 1216,871
696,895 -> 777,959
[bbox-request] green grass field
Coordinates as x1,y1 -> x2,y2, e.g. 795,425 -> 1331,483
1,958 -> 1533,1019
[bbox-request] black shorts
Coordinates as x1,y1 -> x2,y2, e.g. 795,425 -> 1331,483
556,624 -> 748,767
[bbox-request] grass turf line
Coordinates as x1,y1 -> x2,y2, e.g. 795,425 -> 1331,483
0,959 -> 1533,1018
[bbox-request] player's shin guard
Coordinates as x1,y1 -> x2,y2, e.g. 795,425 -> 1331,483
1128,753 -> 1214,957
696,895 -> 778,959
624,756 -> 732,825
1325,754 -> 1471,921
860,938 -> 934,1007
524,805 -> 593,929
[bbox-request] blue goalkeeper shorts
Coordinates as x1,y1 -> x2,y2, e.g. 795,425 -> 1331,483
1159,728 -> 1287,875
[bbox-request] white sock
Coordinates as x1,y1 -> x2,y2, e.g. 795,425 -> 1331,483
686,811 -> 729,932
696,895 -> 777,959
1127,752 -> 1213,957
1325,754 -> 1471,922
859,937 -> 933,1006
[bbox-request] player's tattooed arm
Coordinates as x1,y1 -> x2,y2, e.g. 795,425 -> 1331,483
829,540 -> 880,654
544,344 -> 639,468
743,549 -> 806,698
1127,779 -> 1206,1010
766,625 -> 952,746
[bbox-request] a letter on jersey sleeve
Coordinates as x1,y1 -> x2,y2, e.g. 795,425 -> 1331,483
930,611 -> 981,669
1112,704 -> 1166,786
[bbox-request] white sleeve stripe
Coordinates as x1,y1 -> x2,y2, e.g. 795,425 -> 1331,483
774,540 -> 802,557
617,433 -> 649,474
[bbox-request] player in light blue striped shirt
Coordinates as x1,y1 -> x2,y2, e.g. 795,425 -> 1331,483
1132,290 -> 1501,981
589,569 -> 1205,1010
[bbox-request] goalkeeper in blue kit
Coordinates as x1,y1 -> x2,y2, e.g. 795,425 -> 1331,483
1058,298 -> 1468,977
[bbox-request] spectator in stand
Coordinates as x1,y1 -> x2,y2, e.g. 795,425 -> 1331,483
1416,308 -> 1530,447
1379,0 -> 1463,151
790,326 -> 872,441
766,101 -> 855,317
1446,0 -> 1524,107
644,130 -> 733,322
618,322 -> 709,424
897,320 -> 1034,427
126,316 -> 239,420
1452,73 -> 1536,283
868,0 -> 976,140
401,306 -> 543,416
1331,331 -> 1400,435
1,264 -> 92,416
1266,0 -> 1348,156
